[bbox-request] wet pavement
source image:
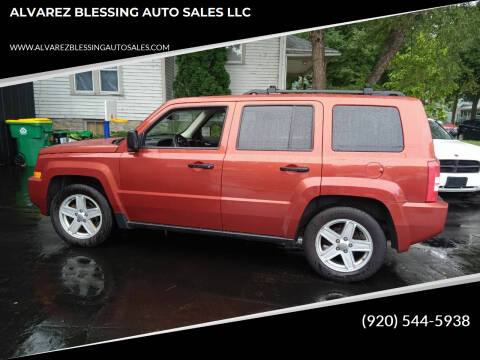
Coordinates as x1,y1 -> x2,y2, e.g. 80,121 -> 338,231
1,166 -> 480,358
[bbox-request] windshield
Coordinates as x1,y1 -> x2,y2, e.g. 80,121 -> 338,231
429,120 -> 452,140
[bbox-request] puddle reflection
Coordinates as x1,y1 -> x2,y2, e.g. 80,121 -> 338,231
61,256 -> 107,302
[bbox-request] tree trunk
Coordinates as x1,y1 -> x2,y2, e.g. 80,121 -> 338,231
310,29 -> 327,90
450,92 -> 459,124
366,15 -> 413,85
470,92 -> 480,121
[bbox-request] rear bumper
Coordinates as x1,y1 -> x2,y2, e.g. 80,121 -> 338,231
439,186 -> 480,193
386,199 -> 448,252
28,176 -> 48,215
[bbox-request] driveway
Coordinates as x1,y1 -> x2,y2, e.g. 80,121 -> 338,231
1,166 -> 479,357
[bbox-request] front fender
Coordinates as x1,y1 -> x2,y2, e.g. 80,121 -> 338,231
39,155 -> 124,215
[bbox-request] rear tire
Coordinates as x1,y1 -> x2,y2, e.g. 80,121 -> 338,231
303,206 -> 387,282
50,184 -> 113,247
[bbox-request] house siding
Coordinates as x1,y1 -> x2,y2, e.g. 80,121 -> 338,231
33,59 -> 165,131
225,38 -> 281,95
33,38 -> 289,132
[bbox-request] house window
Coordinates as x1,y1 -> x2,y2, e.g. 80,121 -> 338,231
100,67 -> 119,93
72,66 -> 122,95
226,44 -> 244,64
74,71 -> 94,92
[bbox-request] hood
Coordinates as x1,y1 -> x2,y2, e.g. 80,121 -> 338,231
39,138 -> 121,155
433,139 -> 480,161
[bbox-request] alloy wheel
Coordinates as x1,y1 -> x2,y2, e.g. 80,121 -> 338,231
58,194 -> 103,239
315,218 -> 373,273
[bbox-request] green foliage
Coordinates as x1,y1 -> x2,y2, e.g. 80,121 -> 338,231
294,32 -> 310,41
111,130 -> 128,138
362,13 -> 421,47
384,4 -> 480,116
210,123 -> 222,138
173,48 -> 231,97
459,38 -> 480,100
293,26 -> 384,89
291,74 -> 312,89
385,31 -> 460,104
324,24 -> 382,88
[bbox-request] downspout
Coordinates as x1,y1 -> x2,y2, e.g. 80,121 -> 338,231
161,58 -> 167,104
278,36 -> 287,89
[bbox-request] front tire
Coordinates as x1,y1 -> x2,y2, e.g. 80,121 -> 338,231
303,207 -> 387,282
50,184 -> 113,247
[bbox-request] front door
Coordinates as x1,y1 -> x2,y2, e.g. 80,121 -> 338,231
118,104 -> 234,230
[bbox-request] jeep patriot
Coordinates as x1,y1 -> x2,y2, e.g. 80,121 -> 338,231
28,87 -> 448,281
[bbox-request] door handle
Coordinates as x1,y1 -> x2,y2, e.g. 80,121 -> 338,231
280,166 -> 309,172
188,163 -> 214,169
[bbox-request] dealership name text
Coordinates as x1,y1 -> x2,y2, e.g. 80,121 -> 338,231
9,7 -> 251,18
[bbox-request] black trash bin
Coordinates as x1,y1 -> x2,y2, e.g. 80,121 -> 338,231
53,131 -> 68,144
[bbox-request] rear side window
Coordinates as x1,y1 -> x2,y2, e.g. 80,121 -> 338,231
332,105 -> 403,152
237,105 -> 313,150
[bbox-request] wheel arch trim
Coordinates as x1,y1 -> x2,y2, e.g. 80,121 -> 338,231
295,195 -> 398,250
43,161 -> 124,215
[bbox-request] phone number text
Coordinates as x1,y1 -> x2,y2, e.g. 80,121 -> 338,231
361,314 -> 470,329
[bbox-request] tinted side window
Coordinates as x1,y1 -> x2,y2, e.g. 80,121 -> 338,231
237,105 -> 313,151
332,105 -> 403,152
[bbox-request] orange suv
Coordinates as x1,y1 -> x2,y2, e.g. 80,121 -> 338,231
28,87 -> 448,282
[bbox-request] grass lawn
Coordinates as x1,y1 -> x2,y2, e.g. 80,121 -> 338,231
461,140 -> 480,146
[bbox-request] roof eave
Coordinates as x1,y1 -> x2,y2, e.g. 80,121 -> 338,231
286,49 -> 342,57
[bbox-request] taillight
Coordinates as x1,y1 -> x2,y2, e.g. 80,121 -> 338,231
426,160 -> 440,202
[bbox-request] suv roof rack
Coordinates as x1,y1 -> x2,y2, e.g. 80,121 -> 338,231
243,86 -> 405,97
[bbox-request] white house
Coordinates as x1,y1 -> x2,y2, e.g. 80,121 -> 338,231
33,36 -> 340,134
33,58 -> 175,134
456,100 -> 480,122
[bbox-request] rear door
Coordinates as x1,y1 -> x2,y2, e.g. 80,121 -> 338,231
221,100 -> 323,239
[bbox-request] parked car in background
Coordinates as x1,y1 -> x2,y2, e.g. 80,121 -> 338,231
440,122 -> 458,137
458,119 -> 480,140
429,119 -> 480,192
430,118 -> 458,138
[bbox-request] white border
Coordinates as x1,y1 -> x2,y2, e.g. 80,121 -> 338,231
6,2 -> 475,357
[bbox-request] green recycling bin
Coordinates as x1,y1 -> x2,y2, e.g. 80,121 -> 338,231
5,118 -> 53,167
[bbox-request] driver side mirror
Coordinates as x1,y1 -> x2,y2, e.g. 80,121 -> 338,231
127,130 -> 139,152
